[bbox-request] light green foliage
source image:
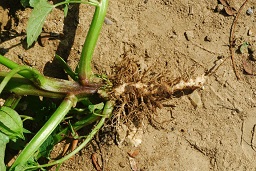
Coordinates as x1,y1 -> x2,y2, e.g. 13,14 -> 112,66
0,106 -> 24,141
37,134 -> 55,159
240,42 -> 249,54
63,0 -> 70,17
88,102 -> 104,115
26,0 -> 54,47
0,132 -> 9,171
29,0 -> 40,7
13,157 -> 40,171
2,0 -> 111,170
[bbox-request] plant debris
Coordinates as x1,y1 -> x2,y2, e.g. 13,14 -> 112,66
229,0 -> 249,79
128,156 -> 138,171
92,153 -> 102,171
243,58 -> 256,75
219,0 -> 237,16
128,149 -> 140,158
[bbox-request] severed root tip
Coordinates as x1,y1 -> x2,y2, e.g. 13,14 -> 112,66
169,74 -> 206,94
113,74 -> 207,98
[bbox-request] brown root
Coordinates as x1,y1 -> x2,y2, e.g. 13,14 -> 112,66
109,57 -> 206,127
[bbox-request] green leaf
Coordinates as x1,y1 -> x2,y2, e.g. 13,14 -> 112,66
0,106 -> 24,141
80,97 -> 93,106
55,54 -> 78,81
26,0 -> 54,47
64,4 -> 69,17
88,102 -> 104,115
13,157 -> 39,171
0,132 -> 9,171
240,42 -> 250,54
37,134 -> 55,159
23,128 -> 32,134
63,0 -> 70,17
29,0 -> 40,7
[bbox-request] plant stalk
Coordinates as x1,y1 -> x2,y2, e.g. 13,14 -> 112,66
26,100 -> 114,170
78,0 -> 108,85
3,95 -> 21,109
0,73 -> 64,98
9,95 -> 77,171
0,55 -> 99,94
53,113 -> 99,143
0,66 -> 37,94
54,0 -> 99,7
0,55 -> 34,79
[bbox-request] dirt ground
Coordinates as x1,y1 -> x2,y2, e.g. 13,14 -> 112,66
1,0 -> 256,170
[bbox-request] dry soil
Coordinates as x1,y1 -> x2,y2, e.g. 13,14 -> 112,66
1,0 -> 256,170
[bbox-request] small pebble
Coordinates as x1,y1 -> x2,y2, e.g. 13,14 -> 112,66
248,29 -> 253,36
184,30 -> 194,41
128,149 -> 140,158
0,98 -> 5,106
246,7 -> 253,15
189,6 -> 194,15
119,162 -> 126,168
204,35 -> 212,42
188,90 -> 202,108
104,17 -> 113,25
216,4 -> 224,12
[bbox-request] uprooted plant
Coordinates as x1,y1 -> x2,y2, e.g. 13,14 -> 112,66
0,0 -> 207,170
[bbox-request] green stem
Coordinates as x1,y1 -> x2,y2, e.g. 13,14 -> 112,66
0,132 -> 9,171
9,95 -> 77,171
26,100 -> 113,170
0,55 -> 99,94
0,66 -> 36,94
0,62 -> 64,94
0,55 -> 60,91
30,117 -> 105,169
53,100 -> 115,153
78,0 -> 108,85
53,113 -> 99,143
0,55 -> 34,80
4,95 -> 21,109
54,0 -> 99,7
20,115 -> 34,122
0,73 -> 64,98
55,54 -> 78,81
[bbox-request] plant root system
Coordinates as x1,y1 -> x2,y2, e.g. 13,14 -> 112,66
109,57 -> 206,127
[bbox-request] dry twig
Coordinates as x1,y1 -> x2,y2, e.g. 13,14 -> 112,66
92,153 -> 102,171
229,0 -> 249,79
